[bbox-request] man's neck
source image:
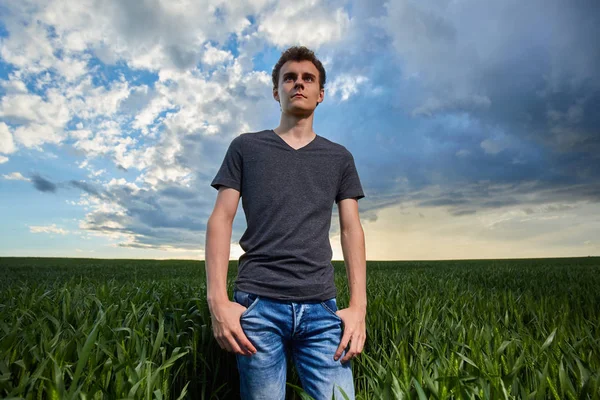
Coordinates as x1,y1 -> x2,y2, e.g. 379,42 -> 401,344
274,112 -> 316,140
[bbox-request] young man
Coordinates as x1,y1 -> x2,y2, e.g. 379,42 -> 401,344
205,46 -> 367,399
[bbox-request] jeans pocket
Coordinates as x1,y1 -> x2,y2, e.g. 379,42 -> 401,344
234,290 -> 261,318
320,298 -> 343,322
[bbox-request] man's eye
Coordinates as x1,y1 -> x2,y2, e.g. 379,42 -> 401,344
304,76 -> 314,82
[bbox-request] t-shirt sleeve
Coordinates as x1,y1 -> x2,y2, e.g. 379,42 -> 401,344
210,135 -> 243,193
335,151 -> 365,203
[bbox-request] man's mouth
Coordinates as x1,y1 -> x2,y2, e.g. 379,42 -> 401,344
293,94 -> 305,98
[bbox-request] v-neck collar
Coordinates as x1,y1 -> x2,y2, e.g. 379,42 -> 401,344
270,129 -> 318,152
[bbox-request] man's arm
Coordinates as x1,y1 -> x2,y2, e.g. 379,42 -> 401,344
205,187 -> 257,356
205,187 -> 239,304
339,198 -> 367,311
333,197 -> 367,363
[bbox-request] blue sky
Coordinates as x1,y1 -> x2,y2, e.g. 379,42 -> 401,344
0,0 -> 599,260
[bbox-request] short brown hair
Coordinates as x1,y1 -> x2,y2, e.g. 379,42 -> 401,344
271,46 -> 326,90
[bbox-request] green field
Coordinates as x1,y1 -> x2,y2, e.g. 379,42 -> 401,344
1,257 -> 599,399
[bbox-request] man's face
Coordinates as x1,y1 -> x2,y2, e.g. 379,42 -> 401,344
274,60 -> 324,115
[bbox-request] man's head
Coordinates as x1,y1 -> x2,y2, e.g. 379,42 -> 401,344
272,46 -> 326,115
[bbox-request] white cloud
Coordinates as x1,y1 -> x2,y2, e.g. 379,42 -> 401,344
131,94 -> 173,135
68,129 -> 93,140
480,138 -> 508,155
54,55 -> 90,82
0,88 -> 72,149
71,120 -> 136,159
0,0 -> 314,185
0,91 -> 69,128
29,224 -> 70,235
0,0 -> 286,122
106,177 -> 141,193
13,123 -> 66,150
328,74 -> 368,101
66,77 -> 131,119
2,0 -> 268,74
0,16 -> 56,75
412,94 -> 491,117
0,74 -> 28,93
0,122 -> 16,155
1,172 -> 30,181
258,1 -> 352,49
202,43 -> 234,66
480,128 -> 512,155
90,169 -> 106,177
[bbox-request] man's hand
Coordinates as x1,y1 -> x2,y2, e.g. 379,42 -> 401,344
208,299 -> 257,356
333,305 -> 366,364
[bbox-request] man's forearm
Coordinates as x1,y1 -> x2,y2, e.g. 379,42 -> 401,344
340,226 -> 367,311
205,215 -> 233,307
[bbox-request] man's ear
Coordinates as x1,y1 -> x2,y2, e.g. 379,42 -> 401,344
273,87 -> 279,102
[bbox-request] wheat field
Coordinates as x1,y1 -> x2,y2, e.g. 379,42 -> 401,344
1,256 -> 598,399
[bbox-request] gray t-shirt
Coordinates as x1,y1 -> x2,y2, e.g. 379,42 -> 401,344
210,129 -> 365,301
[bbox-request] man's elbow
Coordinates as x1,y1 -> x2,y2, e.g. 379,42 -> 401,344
341,222 -> 364,238
209,212 -> 234,226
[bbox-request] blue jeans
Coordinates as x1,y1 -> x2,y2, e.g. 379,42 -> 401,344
233,289 -> 355,400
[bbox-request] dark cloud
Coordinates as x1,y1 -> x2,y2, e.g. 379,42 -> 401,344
29,173 -> 114,201
69,180 -> 110,200
418,197 -> 469,207
452,209 -> 476,216
30,173 -> 57,193
412,180 -> 600,216
68,177 -> 225,251
316,0 -> 600,217
159,186 -> 198,200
